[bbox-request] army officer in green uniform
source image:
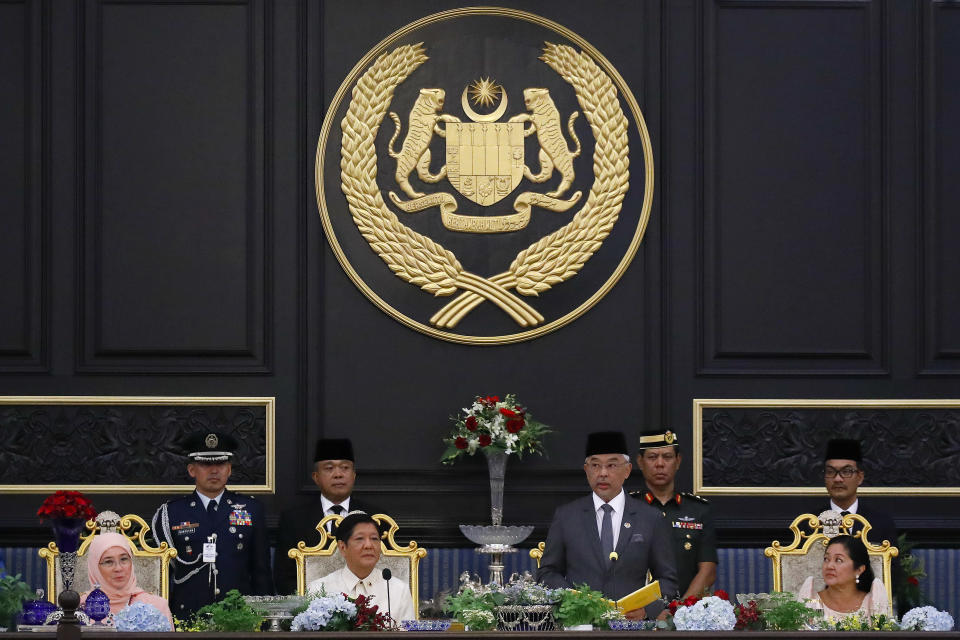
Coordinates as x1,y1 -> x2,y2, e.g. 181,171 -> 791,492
629,429 -> 717,599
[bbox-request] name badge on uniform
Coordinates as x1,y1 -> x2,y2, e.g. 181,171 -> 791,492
229,508 -> 252,526
202,542 -> 217,563
172,522 -> 198,534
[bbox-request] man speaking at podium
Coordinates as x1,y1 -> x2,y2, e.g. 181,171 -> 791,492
537,431 -> 678,619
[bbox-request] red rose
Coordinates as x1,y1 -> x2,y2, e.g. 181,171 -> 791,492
455,437 -> 468,450
668,600 -> 679,615
506,418 -> 524,433
499,408 -> 517,417
465,416 -> 478,431
908,576 -> 920,586
683,595 -> 700,607
714,589 -> 729,600
478,434 -> 492,447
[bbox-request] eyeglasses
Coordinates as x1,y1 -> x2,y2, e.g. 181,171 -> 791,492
586,462 -> 626,473
824,466 -> 860,478
99,556 -> 132,568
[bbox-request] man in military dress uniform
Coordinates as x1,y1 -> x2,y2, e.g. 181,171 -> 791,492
152,431 -> 273,615
631,429 -> 717,599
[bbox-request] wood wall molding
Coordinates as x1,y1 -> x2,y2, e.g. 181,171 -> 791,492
697,0 -> 887,375
77,0 -> 271,374
0,0 -> 50,373
919,0 -> 960,376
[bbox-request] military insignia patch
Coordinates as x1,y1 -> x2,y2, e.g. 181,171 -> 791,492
316,8 -> 653,344
229,509 -> 252,526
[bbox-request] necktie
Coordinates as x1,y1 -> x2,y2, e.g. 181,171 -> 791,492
840,510 -> 851,516
326,504 -> 343,532
600,504 -> 614,563
207,500 -> 218,517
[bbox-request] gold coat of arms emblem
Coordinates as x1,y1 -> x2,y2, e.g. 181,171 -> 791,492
317,8 -> 653,344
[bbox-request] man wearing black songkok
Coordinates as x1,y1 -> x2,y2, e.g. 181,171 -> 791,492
273,438 -> 377,594
815,438 -> 903,611
537,431 -> 678,619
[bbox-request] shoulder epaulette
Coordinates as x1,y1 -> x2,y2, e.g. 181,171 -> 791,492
681,492 -> 709,504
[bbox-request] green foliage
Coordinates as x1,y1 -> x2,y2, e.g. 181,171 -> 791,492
193,589 -> 265,632
816,612 -> 900,631
444,587 -> 497,623
761,592 -> 818,631
896,533 -> 930,610
554,584 -> 611,628
0,574 -> 34,631
460,608 -> 497,631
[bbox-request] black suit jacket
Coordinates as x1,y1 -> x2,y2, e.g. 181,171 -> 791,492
537,494 -> 678,616
273,496 -> 376,595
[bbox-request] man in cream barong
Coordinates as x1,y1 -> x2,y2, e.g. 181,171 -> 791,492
306,511 -> 415,622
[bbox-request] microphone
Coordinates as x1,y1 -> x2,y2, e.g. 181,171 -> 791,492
609,552 -> 619,611
382,568 -> 393,623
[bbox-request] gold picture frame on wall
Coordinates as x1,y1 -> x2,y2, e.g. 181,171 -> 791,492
692,398 -> 960,496
0,396 -> 275,494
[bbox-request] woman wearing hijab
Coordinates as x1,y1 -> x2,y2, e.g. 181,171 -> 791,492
79,532 -> 174,626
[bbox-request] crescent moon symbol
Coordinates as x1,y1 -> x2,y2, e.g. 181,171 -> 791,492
461,86 -> 509,123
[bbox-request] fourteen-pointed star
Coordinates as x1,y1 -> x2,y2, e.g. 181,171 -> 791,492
468,77 -> 503,109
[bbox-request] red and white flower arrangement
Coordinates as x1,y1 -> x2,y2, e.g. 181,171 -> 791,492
441,394 -> 550,463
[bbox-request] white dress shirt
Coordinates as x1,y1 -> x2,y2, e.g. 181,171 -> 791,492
307,566 -> 416,622
830,499 -> 859,514
592,489 -> 626,549
196,489 -> 225,510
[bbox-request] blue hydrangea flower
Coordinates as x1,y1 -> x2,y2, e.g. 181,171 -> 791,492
901,606 -> 955,631
290,593 -> 358,631
114,601 -> 172,632
672,596 -> 737,631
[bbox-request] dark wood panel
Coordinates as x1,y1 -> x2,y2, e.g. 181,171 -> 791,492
78,0 -> 269,373
920,1 -> 960,375
0,0 -> 47,371
699,0 -> 886,374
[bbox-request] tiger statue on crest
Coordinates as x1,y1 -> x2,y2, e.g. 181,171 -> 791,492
387,88 -> 460,199
509,87 -> 581,198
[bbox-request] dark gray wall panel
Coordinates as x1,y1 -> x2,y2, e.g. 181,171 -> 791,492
0,0 -> 47,371
80,0 -> 268,372
921,1 -> 960,374
700,0 -> 885,374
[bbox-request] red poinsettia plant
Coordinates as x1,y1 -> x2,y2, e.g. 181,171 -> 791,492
351,593 -> 392,631
36,490 -> 97,521
441,394 -> 551,464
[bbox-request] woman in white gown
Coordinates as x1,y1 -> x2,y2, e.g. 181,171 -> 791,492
798,535 -> 888,618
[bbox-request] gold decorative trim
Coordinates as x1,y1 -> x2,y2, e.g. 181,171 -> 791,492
0,396 -> 275,494
764,512 -> 897,613
38,514 -> 177,603
316,6 -> 654,345
693,398 -> 960,496
288,513 -> 427,618
530,541 -> 545,568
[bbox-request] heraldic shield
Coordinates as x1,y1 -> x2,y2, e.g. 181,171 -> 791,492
315,7 -> 654,345
446,122 -> 524,206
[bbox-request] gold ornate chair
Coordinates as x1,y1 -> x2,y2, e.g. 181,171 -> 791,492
765,511 -> 898,613
288,513 -> 426,619
38,511 -> 177,603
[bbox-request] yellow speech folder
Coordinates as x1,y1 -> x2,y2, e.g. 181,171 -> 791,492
608,580 -> 662,612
